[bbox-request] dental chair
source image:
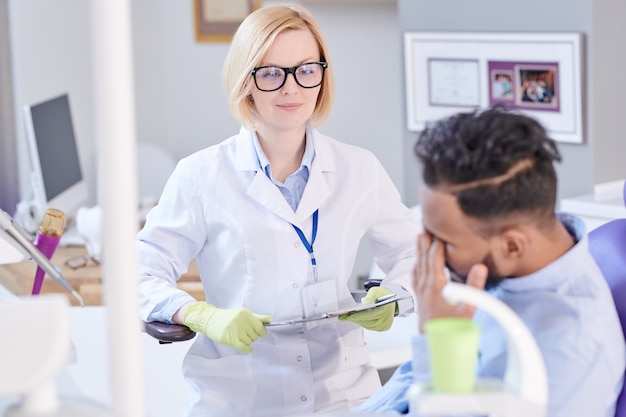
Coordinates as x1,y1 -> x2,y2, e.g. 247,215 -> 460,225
587,180 -> 626,417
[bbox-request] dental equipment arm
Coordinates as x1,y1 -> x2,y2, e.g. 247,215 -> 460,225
0,209 -> 84,306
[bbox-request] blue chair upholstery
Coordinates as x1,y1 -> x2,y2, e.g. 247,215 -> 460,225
588,180 -> 626,417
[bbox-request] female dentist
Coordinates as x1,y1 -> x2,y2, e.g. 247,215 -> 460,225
136,4 -> 420,417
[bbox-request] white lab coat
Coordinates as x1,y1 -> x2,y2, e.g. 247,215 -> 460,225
137,127 -> 420,417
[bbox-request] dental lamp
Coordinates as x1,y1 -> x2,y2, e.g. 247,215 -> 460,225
408,282 -> 548,417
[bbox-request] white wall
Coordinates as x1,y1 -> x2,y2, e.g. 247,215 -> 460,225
590,0 -> 626,185
9,0 -> 96,207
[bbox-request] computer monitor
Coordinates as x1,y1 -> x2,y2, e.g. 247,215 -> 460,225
22,93 -> 88,231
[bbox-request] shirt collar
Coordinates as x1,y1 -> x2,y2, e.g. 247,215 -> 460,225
494,213 -> 587,293
557,212 -> 585,242
252,127 -> 315,174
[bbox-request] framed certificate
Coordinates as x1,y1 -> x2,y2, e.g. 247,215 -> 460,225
428,59 -> 481,108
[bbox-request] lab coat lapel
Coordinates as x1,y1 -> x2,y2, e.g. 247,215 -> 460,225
296,132 -> 333,224
247,172 -> 299,224
235,128 -> 299,225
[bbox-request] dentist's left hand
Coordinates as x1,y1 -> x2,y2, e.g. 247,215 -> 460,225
181,301 -> 273,353
338,286 -> 396,331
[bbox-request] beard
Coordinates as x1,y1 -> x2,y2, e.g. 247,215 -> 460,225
446,252 -> 506,290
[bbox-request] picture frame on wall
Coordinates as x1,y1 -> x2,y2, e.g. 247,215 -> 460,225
403,32 -> 583,143
488,61 -> 560,112
194,0 -> 260,42
428,58 -> 481,108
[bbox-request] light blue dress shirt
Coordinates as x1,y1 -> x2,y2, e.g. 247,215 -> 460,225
252,129 -> 315,211
358,213 -> 626,417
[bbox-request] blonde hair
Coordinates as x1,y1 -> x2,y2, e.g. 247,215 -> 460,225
222,4 -> 335,129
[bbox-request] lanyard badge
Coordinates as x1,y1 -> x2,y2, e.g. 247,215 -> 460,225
291,209 -> 319,280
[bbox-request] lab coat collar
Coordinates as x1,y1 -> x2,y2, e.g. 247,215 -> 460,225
237,126 -> 333,227
235,127 -> 262,171
296,127 -> 332,224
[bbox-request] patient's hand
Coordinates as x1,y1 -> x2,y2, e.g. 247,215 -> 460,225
412,232 -> 487,332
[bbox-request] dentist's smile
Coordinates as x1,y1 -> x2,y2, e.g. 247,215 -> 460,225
277,103 -> 302,111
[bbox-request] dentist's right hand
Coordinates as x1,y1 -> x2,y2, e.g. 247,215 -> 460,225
179,301 -> 273,353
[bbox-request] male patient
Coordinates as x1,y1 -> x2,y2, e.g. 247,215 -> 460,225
358,106 -> 625,416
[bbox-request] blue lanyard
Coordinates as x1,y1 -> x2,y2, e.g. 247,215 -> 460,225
292,209 -> 319,280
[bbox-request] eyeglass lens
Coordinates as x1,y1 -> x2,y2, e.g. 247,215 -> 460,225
253,62 -> 326,92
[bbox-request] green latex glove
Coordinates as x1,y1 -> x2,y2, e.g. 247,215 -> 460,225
183,301 -> 273,353
338,286 -> 396,332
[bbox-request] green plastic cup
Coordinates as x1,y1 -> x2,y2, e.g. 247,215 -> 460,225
423,317 -> 480,393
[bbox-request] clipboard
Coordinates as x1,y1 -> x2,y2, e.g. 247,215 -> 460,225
265,293 -> 411,327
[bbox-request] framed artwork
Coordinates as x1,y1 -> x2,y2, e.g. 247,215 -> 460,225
489,61 -> 560,112
194,0 -> 260,42
404,32 -> 583,143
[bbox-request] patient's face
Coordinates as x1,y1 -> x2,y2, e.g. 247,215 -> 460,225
420,184 -> 506,287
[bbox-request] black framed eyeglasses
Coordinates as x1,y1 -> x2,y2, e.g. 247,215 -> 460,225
251,61 -> 328,92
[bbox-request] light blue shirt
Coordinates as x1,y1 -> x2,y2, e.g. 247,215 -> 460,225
252,128 -> 315,211
358,213 -> 626,417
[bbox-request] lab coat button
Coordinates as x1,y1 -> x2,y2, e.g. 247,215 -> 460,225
294,242 -> 300,248
296,355 -> 303,361
300,395 -> 307,402
292,283 -> 299,289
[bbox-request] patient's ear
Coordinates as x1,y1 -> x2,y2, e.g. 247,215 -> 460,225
499,227 -> 527,259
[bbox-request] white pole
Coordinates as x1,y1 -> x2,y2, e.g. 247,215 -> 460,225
90,1 -> 145,416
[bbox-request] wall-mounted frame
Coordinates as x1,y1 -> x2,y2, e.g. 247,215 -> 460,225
404,32 -> 583,143
194,0 -> 260,42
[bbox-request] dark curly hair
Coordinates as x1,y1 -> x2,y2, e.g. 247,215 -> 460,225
415,106 -> 561,232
